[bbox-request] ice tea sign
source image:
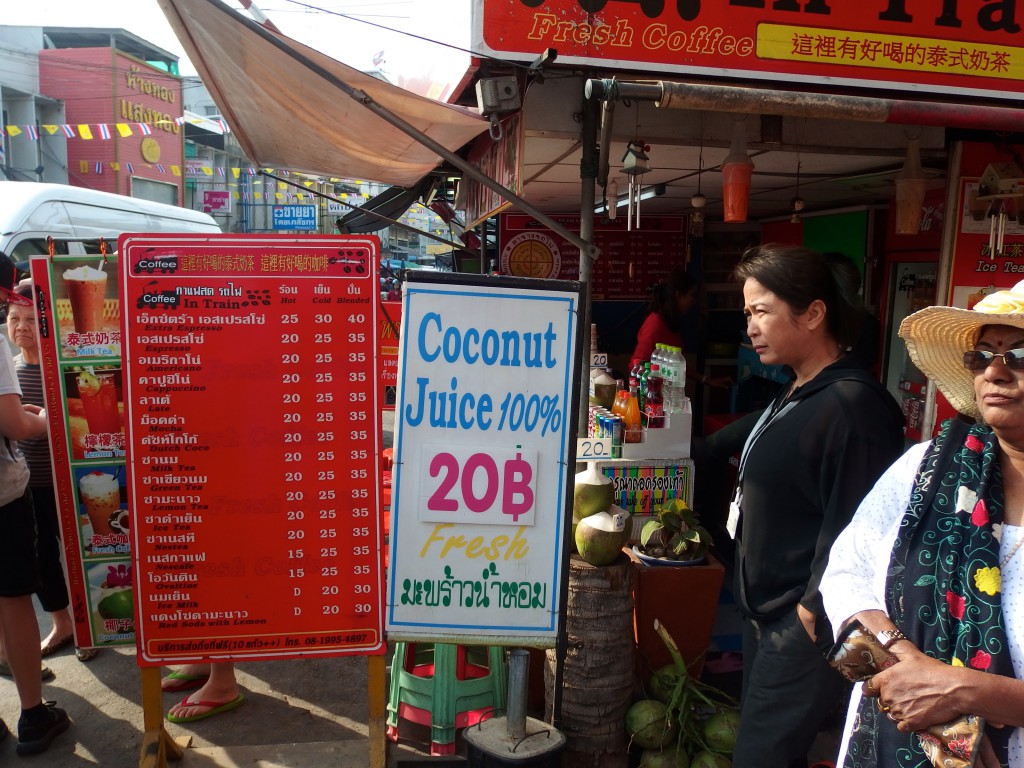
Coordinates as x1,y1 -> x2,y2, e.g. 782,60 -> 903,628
386,272 -> 582,644
120,234 -> 384,664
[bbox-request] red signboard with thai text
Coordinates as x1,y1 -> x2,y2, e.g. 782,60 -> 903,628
120,235 -> 384,665
478,0 -> 1024,100
499,213 -> 688,299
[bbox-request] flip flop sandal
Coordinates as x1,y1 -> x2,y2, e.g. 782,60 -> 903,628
166,694 -> 245,724
0,660 -> 53,681
161,670 -> 210,693
40,634 -> 73,658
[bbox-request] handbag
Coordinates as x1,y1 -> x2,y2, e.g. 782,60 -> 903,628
826,619 -> 983,768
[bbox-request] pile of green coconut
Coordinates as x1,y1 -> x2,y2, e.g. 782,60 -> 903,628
572,464 -> 630,565
626,622 -> 739,767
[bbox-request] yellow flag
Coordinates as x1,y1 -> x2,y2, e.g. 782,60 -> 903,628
6,126 -> 22,137
171,165 -> 181,177
78,124 -> 93,140
110,162 -> 120,171
202,167 -> 213,176
232,168 -> 240,178
116,123 -> 133,137
79,160 -> 89,173
41,125 -> 60,135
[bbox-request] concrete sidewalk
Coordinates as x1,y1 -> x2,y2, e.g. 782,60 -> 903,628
0,618 -> 444,767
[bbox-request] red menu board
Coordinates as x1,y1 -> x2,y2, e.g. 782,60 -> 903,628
120,235 -> 384,665
498,214 -> 688,299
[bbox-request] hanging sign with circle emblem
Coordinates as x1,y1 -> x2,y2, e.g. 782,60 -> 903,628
500,231 -> 561,279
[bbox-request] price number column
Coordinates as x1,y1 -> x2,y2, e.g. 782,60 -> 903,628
279,298 -> 379,647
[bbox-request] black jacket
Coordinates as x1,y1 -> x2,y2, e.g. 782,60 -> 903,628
735,358 -> 905,622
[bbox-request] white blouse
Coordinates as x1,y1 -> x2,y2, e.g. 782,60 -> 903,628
822,440 -> 1024,767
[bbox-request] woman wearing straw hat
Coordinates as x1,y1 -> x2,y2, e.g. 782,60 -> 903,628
729,245 -> 905,768
822,283 -> 1024,767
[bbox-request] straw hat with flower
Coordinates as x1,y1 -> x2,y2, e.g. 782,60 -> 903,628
899,280 -> 1024,418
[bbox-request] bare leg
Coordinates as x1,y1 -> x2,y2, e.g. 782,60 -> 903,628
167,663 -> 240,720
0,596 -> 43,708
161,662 -> 212,691
41,608 -> 74,651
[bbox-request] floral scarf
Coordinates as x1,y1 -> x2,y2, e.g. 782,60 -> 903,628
844,419 -> 1014,768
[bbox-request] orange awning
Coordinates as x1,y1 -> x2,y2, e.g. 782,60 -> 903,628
158,0 -> 489,187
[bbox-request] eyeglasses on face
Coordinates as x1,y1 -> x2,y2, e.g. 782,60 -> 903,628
963,349 -> 1024,372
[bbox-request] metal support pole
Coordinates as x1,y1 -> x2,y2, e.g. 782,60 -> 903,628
585,78 -> 1024,132
506,649 -> 530,741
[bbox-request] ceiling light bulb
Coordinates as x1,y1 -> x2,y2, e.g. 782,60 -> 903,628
790,212 -> 801,224
791,197 -> 805,212
691,192 -> 706,209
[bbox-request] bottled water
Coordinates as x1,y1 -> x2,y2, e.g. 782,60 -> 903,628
661,345 -> 686,414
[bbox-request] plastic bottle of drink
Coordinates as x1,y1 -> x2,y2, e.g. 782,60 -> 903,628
650,343 -> 665,376
663,345 -> 686,414
639,362 -> 651,415
659,347 -> 677,414
624,380 -> 643,443
644,364 -> 666,428
612,379 -> 629,419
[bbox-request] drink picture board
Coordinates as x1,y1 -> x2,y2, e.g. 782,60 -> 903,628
31,255 -> 132,649
119,235 -> 385,665
386,272 -> 583,645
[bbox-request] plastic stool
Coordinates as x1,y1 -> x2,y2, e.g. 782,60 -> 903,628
386,642 -> 507,755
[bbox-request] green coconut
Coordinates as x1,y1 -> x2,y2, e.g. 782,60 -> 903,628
649,663 -> 684,704
640,745 -> 690,768
690,750 -> 731,768
625,699 -> 678,749
573,464 -> 615,520
703,709 -> 740,754
575,507 -> 630,566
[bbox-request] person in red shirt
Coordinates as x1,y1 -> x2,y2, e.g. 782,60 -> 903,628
629,267 -> 697,369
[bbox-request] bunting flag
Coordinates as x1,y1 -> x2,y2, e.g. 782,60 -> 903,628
79,160 -> 88,173
171,165 -> 180,177
6,126 -> 22,137
126,162 -> 134,173
116,123 -> 133,138
25,125 -> 39,140
98,124 -> 111,140
137,123 -> 152,136
109,162 -> 120,171
155,164 -> 165,174
41,125 -> 60,136
62,125 -> 76,138
78,125 -> 93,140
94,161 -> 102,174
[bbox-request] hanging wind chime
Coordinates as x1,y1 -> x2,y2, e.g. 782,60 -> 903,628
622,139 -> 651,231
690,115 -> 707,238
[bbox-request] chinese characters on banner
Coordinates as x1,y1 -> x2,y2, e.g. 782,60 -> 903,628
119,235 -> 384,665
386,273 -> 582,644
480,1 -> 1024,100
31,254 -> 132,649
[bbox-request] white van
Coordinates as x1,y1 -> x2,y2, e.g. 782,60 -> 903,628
0,182 -> 220,264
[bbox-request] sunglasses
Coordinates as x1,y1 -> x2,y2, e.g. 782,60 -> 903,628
963,349 -> 1024,372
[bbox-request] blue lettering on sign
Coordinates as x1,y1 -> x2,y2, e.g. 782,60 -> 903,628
272,205 -> 317,230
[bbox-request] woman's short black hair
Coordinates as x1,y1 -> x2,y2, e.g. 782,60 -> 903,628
733,243 -> 859,349
650,267 -> 696,320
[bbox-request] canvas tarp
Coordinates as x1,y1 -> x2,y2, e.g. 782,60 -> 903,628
157,0 -> 489,187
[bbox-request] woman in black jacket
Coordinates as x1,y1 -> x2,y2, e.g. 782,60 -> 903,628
729,245 -> 905,768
